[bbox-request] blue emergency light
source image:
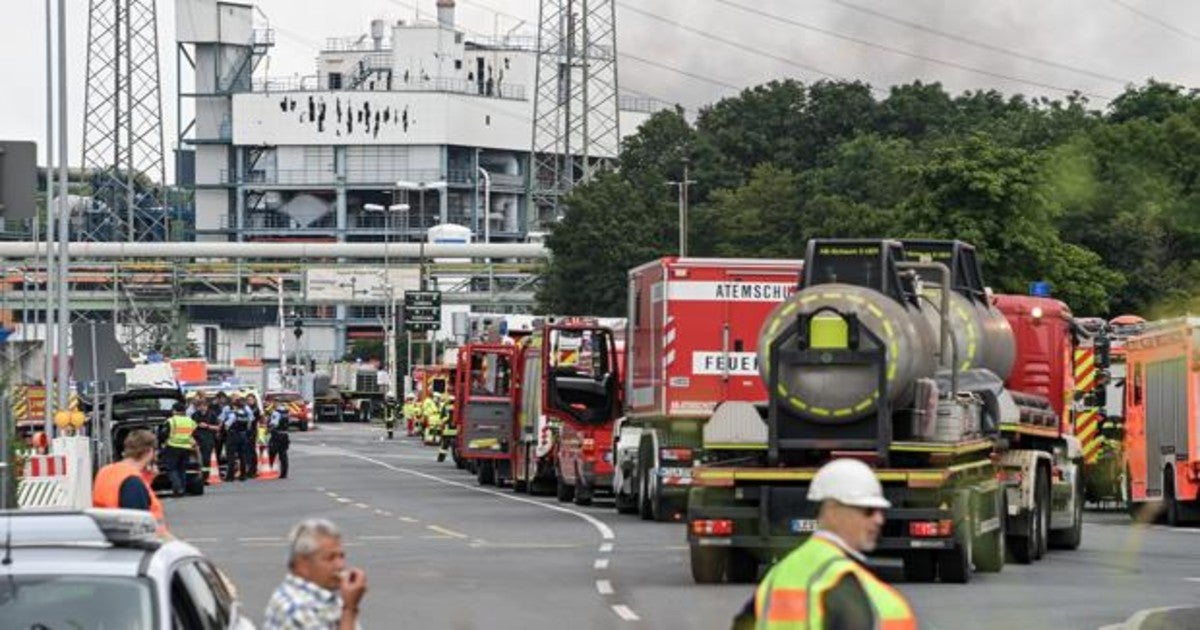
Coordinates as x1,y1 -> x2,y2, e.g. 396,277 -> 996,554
1029,281 -> 1052,297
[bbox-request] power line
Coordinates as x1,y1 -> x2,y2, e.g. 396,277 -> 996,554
830,0 -> 1132,86
1106,0 -> 1200,45
708,0 -> 1114,101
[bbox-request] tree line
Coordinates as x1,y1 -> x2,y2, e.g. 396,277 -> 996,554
537,79 -> 1200,319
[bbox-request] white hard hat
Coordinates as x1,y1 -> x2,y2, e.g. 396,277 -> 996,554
807,458 -> 891,509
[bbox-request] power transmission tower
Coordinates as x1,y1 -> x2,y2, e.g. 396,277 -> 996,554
530,0 -> 621,228
81,0 -> 168,243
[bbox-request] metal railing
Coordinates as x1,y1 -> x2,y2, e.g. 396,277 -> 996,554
250,75 -> 526,100
223,168 -> 520,188
324,36 -> 389,52
252,28 -> 276,47
619,94 -> 671,113
466,35 -> 538,51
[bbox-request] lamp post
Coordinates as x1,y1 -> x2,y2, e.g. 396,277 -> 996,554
394,180 -> 447,372
363,202 -> 409,396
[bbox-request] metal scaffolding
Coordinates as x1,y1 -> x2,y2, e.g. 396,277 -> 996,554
81,0 -> 167,243
530,0 -> 621,227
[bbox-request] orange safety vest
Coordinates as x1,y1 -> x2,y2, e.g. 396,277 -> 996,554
93,460 -> 166,531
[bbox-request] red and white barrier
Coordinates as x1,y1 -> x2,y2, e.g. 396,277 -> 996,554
17,436 -> 91,510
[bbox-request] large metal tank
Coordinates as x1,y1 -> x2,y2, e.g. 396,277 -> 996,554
919,288 -> 1016,380
758,284 -> 938,423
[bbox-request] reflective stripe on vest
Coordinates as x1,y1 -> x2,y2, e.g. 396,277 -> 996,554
755,536 -> 916,630
166,415 -> 197,449
93,460 -> 166,528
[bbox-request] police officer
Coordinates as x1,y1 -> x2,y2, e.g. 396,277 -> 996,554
267,403 -> 290,479
223,393 -> 251,481
191,394 -> 220,483
163,401 -> 198,497
737,458 -> 916,630
245,392 -> 263,478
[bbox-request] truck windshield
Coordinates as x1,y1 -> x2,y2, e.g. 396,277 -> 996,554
547,328 -> 616,425
470,353 -> 513,398
0,575 -> 155,629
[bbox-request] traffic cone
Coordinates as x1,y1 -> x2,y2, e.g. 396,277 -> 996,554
256,444 -> 280,480
206,450 -> 222,486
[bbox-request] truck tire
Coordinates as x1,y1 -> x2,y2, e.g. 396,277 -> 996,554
1008,467 -> 1038,565
453,447 -> 465,470
725,549 -> 758,583
574,468 -> 594,507
1049,467 -> 1084,550
615,486 -> 638,514
903,553 -> 936,583
937,531 -> 972,584
638,443 -> 654,521
1164,468 -> 1181,527
556,474 -> 576,503
513,478 -> 528,493
974,490 -> 1005,573
185,474 -> 205,497
477,461 -> 495,486
1034,468 -> 1050,560
690,545 -> 728,584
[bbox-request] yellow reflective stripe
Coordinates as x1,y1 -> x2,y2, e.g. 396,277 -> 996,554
704,442 -> 768,450
890,439 -> 993,455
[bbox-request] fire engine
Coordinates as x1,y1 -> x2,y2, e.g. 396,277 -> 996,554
1124,317 -> 1200,525
454,318 -> 623,505
686,239 -> 1085,584
614,257 -> 804,520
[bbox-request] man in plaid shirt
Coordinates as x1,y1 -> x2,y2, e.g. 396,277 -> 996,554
265,519 -> 368,630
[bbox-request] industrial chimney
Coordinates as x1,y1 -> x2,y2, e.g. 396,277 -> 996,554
437,0 -> 455,29
370,19 -> 386,50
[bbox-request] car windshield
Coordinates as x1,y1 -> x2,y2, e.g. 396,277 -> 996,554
0,575 -> 155,629
114,396 -> 179,415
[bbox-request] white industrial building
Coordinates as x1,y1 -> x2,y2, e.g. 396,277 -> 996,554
172,0 -> 660,366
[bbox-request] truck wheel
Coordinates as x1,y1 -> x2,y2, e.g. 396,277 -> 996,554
513,478 -> 528,493
974,491 -> 1005,573
556,475 -> 576,503
1034,469 -> 1050,560
1049,467 -> 1084,550
1008,468 -> 1037,565
725,549 -> 758,583
902,553 -> 936,583
615,487 -> 638,514
574,472 -> 594,506
185,474 -> 205,497
1164,469 -> 1181,527
690,545 -> 728,584
638,444 -> 654,521
937,531 -> 972,584
453,447 -> 465,470
477,461 -> 495,486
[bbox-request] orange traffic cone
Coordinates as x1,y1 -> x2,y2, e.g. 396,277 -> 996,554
206,450 -> 222,486
256,444 -> 280,480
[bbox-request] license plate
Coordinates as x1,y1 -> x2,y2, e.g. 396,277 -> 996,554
790,519 -> 818,533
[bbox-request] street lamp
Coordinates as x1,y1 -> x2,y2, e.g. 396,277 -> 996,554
394,180 -> 446,377
363,202 -> 409,397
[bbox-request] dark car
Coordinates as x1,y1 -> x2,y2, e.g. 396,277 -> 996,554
87,387 -> 205,496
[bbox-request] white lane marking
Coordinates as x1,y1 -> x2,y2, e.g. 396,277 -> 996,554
315,487 -> 326,492
325,492 -> 339,498
596,580 -> 614,595
611,605 -> 640,622
1184,577 -> 1200,583
599,543 -> 614,553
398,516 -> 419,523
354,503 -> 370,509
427,525 -> 469,539
594,558 -> 610,570
336,497 -> 352,503
334,450 -> 615,541
373,509 -> 387,515
421,534 -> 454,540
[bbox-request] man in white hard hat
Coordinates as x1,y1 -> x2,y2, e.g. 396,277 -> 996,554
736,458 -> 916,630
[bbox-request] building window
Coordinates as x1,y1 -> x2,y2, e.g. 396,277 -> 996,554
328,72 -> 343,89
455,59 -> 462,70
204,327 -> 218,362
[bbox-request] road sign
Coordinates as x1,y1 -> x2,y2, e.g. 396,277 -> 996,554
404,290 -> 442,332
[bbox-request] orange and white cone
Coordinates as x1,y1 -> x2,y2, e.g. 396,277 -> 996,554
206,450 -> 222,486
256,444 -> 280,480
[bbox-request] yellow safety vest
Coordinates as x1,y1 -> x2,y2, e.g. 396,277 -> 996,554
403,402 -> 419,419
166,415 -> 197,450
422,399 -> 439,421
755,535 -> 916,630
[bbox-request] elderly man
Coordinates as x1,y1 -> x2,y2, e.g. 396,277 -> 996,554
264,519 -> 368,630
738,458 -> 916,630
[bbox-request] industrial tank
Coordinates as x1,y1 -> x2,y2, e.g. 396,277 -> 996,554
758,283 -> 938,423
919,287 -> 1016,381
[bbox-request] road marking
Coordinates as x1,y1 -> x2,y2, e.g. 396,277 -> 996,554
420,534 -> 454,540
594,558 -> 610,570
611,605 -> 641,622
325,492 -> 339,498
335,451 -> 616,541
595,579 -> 614,595
398,516 -> 419,523
336,497 -> 352,503
1184,577 -> 1200,583
599,543 -> 614,553
315,486 -> 326,492
354,503 -> 370,509
427,525 -> 469,539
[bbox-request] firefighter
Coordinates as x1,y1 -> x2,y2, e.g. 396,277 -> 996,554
420,393 -> 440,440
437,394 -> 456,462
423,393 -> 445,446
403,393 -> 419,436
383,395 -> 398,440
737,458 -> 916,630
267,403 -> 290,479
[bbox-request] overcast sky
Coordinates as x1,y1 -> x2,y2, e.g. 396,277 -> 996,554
5,0 -> 1200,178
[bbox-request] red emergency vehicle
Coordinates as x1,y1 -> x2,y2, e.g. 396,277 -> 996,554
614,257 -> 804,520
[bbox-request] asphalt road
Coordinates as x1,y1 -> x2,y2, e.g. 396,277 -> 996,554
168,423 -> 1200,629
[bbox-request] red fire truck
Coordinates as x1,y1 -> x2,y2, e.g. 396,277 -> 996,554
1124,317 -> 1200,525
455,319 -> 623,505
614,257 -> 804,520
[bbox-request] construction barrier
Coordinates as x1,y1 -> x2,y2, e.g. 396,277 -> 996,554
16,436 -> 91,510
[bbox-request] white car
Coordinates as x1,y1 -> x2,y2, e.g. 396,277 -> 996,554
0,509 -> 256,629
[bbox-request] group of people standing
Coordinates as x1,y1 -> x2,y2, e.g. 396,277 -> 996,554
186,391 -> 291,481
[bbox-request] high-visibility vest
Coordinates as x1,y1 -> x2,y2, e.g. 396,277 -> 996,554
422,399 -> 439,420
93,460 -> 166,530
754,535 -> 916,630
403,402 -> 419,420
166,414 -> 197,450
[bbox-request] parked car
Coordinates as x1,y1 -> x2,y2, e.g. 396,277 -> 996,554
86,387 -> 204,496
264,390 -> 313,431
0,508 -> 256,629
